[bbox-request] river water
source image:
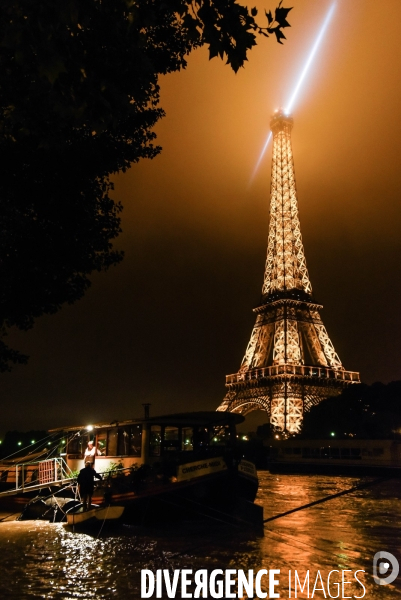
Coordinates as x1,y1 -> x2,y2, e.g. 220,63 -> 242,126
0,473 -> 400,599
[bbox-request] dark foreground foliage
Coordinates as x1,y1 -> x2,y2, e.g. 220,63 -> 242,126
302,381 -> 401,439
0,1 -> 291,370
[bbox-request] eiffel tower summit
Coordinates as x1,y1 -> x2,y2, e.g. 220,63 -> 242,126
217,109 -> 360,433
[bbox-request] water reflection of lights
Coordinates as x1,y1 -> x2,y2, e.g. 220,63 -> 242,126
0,475 -> 399,599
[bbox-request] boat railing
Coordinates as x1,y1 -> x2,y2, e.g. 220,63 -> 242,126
0,457 -> 73,497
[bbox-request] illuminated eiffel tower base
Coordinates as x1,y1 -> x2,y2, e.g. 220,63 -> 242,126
217,110 -> 360,433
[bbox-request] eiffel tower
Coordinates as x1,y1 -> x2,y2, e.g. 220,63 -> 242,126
217,110 -> 360,433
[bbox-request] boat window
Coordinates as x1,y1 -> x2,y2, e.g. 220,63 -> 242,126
164,426 -> 180,452
149,426 -> 162,457
118,428 -> 130,455
193,427 -> 209,450
330,447 -> 340,457
210,425 -> 231,446
322,447 -> 330,458
117,425 -> 142,456
373,448 -> 384,456
181,427 -> 193,451
67,432 -> 90,455
302,448 -> 310,457
129,425 -> 142,456
341,448 -> 350,458
67,435 -> 80,454
293,447 -> 301,455
97,432 -> 107,455
107,428 -> 118,456
284,448 -> 293,455
351,448 -> 361,457
310,448 -> 320,457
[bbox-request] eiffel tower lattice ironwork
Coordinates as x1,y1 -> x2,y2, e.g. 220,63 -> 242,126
217,110 -> 360,433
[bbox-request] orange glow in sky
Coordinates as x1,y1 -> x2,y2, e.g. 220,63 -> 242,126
2,0 -> 401,431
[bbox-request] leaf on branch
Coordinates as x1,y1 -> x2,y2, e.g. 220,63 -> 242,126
274,28 -> 287,44
208,41 -> 220,60
251,7 -> 258,17
265,10 -> 273,25
275,6 -> 292,28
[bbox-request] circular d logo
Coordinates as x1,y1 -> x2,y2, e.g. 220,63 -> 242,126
373,551 -> 399,585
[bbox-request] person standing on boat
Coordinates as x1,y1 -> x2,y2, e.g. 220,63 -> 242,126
77,462 -> 103,511
83,440 -> 101,467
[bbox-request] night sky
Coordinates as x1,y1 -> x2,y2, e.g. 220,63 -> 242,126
1,0 -> 401,434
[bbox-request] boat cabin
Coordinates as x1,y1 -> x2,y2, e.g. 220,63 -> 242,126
267,438 -> 401,473
50,411 -> 243,474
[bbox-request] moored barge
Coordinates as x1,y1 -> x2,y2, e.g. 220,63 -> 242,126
0,411 -> 262,530
267,438 -> 401,475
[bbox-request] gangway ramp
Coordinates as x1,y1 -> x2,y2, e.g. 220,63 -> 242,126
0,457 -> 73,497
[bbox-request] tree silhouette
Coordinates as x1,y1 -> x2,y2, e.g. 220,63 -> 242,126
0,1 -> 292,370
302,381 -> 401,439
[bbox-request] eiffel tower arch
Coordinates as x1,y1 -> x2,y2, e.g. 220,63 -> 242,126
217,110 -> 360,433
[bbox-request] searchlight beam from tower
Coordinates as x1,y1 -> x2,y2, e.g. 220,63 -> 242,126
249,2 -> 336,185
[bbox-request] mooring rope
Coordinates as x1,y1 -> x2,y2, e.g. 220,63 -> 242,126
158,495 -> 243,529
263,477 -> 391,523
0,511 -> 22,522
96,505 -> 111,538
